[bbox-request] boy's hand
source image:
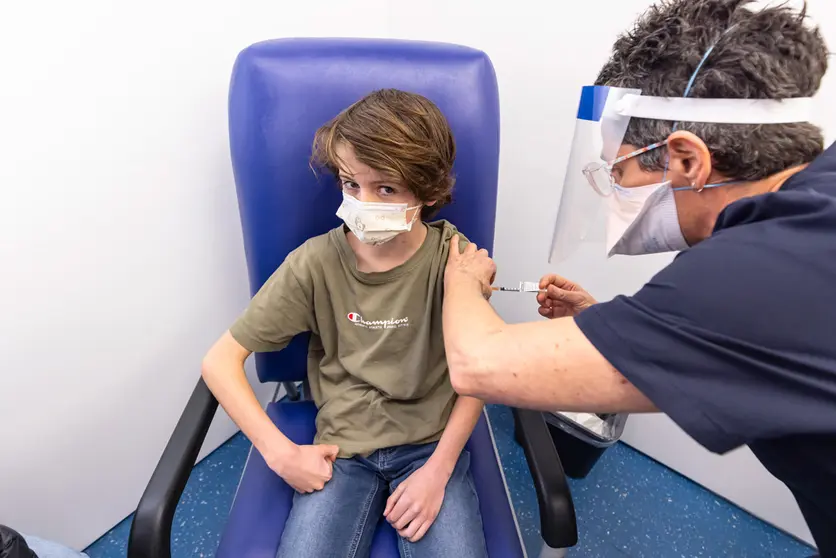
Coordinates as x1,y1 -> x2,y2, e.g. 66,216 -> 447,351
384,463 -> 448,542
266,443 -> 339,493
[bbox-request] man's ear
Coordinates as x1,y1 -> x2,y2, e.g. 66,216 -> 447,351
425,199 -> 438,207
666,131 -> 713,191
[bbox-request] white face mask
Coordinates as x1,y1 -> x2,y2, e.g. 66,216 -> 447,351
605,181 -> 689,257
336,192 -> 422,246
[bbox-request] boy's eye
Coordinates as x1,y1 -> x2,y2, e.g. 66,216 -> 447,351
378,186 -> 396,195
341,180 -> 359,190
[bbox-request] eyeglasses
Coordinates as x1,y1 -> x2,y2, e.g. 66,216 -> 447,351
581,141 -> 667,196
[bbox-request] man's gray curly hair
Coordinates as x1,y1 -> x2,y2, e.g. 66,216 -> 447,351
596,0 -> 829,180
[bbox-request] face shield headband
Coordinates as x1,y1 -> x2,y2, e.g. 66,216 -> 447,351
548,26 -> 815,262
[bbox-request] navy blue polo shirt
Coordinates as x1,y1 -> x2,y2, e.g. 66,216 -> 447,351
575,143 -> 836,556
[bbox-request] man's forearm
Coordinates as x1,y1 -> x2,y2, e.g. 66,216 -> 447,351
443,279 -> 655,413
426,394 -> 485,478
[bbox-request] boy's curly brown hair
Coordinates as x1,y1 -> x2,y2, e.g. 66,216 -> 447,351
311,89 -> 456,219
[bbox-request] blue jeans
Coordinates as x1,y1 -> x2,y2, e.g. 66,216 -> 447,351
276,442 -> 488,558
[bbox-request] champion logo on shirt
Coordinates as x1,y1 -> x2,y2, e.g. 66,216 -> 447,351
347,312 -> 409,330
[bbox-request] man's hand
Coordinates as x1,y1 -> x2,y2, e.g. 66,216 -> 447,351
537,274 -> 597,318
446,235 -> 496,299
384,463 -> 448,542
265,443 -> 340,493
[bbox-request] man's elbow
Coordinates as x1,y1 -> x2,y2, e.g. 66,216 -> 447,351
449,366 -> 477,397
447,340 -> 486,398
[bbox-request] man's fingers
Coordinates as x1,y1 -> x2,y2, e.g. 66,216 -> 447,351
449,236 -> 481,259
546,284 -> 584,303
546,285 -> 566,299
449,235 -> 461,259
540,273 -> 575,290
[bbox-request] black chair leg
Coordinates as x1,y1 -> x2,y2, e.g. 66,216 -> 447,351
282,381 -> 300,401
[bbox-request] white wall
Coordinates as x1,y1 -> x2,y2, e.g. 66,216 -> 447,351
1,0 -> 833,551
0,0 -> 391,550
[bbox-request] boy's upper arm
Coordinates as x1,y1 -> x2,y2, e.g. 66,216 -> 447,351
209,330 -> 253,367
229,248 -> 315,353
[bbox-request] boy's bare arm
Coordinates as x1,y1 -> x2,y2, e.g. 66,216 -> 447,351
201,331 -> 338,493
202,332 -> 292,457
427,395 -> 484,476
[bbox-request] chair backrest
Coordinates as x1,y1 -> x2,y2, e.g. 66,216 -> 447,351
228,38 -> 500,383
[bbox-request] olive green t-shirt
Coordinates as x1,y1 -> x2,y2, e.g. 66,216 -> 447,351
229,220 -> 467,458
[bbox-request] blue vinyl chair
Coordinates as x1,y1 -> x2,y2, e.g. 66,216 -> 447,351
128,38 -> 577,558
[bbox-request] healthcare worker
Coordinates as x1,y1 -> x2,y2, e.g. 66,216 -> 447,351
442,0 -> 836,556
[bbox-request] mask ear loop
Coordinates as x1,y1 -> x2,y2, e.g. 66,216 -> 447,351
662,23 -> 742,190
407,204 -> 423,227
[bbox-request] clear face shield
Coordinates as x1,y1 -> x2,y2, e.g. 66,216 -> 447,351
548,86 -> 815,263
549,86 -> 638,262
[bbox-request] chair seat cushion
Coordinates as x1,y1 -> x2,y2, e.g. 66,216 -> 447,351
216,401 -> 524,557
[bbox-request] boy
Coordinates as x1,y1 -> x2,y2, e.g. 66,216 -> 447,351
201,89 -> 489,558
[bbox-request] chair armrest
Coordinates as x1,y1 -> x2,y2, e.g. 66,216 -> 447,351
127,377 -> 219,558
513,408 -> 578,549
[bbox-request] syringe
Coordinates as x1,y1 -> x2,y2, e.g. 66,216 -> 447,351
492,281 -> 545,293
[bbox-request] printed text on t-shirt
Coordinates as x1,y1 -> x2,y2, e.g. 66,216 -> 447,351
346,312 -> 410,330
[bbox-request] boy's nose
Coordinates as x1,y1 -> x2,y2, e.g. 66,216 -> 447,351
357,189 -> 379,203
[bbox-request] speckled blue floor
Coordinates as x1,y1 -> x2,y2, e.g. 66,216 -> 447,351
86,405 -> 814,557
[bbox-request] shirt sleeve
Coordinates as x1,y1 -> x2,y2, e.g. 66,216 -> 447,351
229,247 -> 314,353
574,231 -> 836,454
439,222 -> 471,264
